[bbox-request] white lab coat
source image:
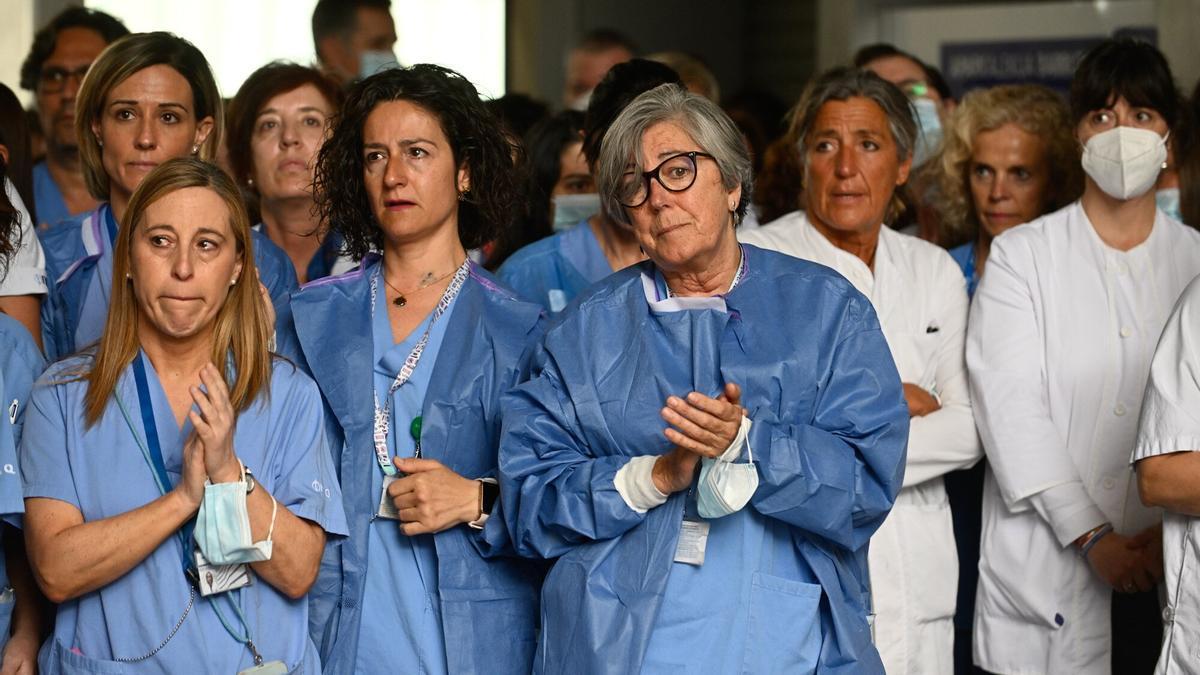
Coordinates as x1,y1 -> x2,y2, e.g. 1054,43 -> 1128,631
741,211 -> 981,675
1134,275 -> 1200,675
968,201 -> 1200,674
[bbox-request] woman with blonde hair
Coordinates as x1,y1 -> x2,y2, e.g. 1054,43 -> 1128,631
20,157 -> 346,673
933,84 -> 1082,296
38,31 -> 297,361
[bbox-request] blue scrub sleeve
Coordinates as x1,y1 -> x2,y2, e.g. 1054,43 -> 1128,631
262,371 -> 348,537
499,347 -> 649,559
748,325 -> 908,552
19,381 -> 81,508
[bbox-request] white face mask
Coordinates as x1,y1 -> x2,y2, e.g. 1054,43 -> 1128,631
359,50 -> 400,80
695,416 -> 759,520
551,193 -> 600,231
1081,126 -> 1168,201
910,97 -> 943,167
1156,187 -> 1182,222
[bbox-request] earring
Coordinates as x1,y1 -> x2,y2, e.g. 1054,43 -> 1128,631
247,178 -> 254,187
96,138 -> 104,147
191,145 -> 199,155
230,278 -> 238,286
125,272 -> 132,280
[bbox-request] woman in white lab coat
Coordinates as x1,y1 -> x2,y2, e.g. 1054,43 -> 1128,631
1135,275 -> 1200,675
968,38 -> 1200,674
741,67 -> 981,675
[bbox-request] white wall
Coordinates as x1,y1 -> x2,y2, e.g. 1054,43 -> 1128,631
0,0 -> 38,106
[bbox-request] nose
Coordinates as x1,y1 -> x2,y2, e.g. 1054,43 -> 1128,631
834,144 -> 857,178
135,116 -> 157,150
382,154 -> 406,189
988,174 -> 1008,202
646,173 -> 673,209
171,246 -> 195,281
61,73 -> 84,101
280,120 -> 300,148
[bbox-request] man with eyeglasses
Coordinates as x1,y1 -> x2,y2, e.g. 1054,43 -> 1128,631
19,7 -> 128,230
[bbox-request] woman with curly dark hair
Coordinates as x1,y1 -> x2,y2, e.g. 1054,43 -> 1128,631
283,64 -> 544,674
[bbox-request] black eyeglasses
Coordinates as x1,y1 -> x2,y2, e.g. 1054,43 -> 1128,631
618,151 -> 714,208
38,65 -> 91,94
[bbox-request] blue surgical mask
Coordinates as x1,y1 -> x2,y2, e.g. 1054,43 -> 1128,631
1157,187 -> 1182,222
910,97 -> 943,168
360,50 -> 400,80
551,193 -> 600,231
695,417 -> 759,519
195,481 -> 273,565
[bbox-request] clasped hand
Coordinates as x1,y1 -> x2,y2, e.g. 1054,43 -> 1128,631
653,382 -> 747,495
1085,525 -> 1163,593
175,363 -> 243,510
386,458 -> 480,536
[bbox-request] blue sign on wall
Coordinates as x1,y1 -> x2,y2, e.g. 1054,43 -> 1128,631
939,28 -> 1156,97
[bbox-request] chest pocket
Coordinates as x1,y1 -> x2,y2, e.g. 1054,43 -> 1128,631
888,328 -> 942,389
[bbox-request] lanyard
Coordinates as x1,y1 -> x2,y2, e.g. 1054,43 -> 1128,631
115,356 -> 265,665
369,259 -> 470,476
103,205 -> 118,249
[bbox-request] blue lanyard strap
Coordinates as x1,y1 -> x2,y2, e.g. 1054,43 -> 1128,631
103,205 -> 118,250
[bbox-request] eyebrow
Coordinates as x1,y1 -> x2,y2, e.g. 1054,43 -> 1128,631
144,223 -> 228,238
257,106 -> 328,117
812,128 -> 884,138
109,99 -> 188,110
655,148 -> 691,160
363,138 -> 439,150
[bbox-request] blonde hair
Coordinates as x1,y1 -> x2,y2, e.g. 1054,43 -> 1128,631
932,85 -> 1082,247
83,157 -> 271,427
76,32 -> 223,201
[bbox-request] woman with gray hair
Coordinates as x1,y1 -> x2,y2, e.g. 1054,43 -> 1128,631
741,67 -> 981,675
499,82 -> 909,673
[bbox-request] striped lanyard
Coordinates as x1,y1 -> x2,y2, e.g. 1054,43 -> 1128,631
369,259 -> 470,476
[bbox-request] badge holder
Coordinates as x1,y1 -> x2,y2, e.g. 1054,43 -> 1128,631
673,487 -> 710,566
190,550 -> 253,597
376,416 -> 422,520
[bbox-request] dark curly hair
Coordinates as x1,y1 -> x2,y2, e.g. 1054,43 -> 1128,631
315,64 -> 519,259
20,7 -> 129,92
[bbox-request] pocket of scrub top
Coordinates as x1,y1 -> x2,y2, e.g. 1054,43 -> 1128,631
741,572 -> 822,674
49,639 -> 134,674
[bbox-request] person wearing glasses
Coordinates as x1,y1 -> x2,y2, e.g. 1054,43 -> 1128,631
20,7 -> 129,230
498,59 -> 680,314
38,32 -> 298,361
740,67 -> 980,675
500,83 -> 908,672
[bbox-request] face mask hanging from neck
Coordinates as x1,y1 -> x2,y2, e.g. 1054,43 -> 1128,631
1156,187 -> 1182,222
1081,126 -> 1169,201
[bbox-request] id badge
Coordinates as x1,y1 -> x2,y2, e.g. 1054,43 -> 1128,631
376,474 -> 400,520
238,661 -> 288,675
192,550 -> 253,597
673,517 -> 710,566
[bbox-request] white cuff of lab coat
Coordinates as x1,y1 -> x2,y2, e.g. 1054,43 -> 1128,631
1030,482 -> 1108,547
615,455 -> 669,513
1132,437 -> 1200,463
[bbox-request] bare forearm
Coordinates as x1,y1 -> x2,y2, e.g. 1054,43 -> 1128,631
27,492 -> 195,602
245,487 -> 324,599
1138,452 -> 1200,515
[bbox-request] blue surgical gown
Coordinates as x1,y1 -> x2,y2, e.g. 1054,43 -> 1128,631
39,204 -> 299,360
948,242 -> 977,299
32,161 -> 69,229
285,256 -> 545,674
496,218 -> 611,313
20,352 -> 348,674
0,315 -> 44,648
500,244 -> 909,674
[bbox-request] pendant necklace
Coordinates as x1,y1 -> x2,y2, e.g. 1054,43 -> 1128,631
382,266 -> 460,307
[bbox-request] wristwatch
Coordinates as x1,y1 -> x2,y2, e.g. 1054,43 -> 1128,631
468,478 -> 499,530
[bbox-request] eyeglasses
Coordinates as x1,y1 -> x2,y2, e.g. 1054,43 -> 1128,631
618,151 -> 714,208
38,65 -> 91,94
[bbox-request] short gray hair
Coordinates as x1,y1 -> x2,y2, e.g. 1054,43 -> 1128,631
791,67 -> 917,165
596,83 -> 753,227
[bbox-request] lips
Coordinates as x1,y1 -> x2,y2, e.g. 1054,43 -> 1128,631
384,198 -> 416,210
277,159 -> 307,172
128,161 -> 158,171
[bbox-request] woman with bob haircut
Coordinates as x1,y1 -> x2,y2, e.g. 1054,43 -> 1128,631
38,31 -> 298,361
499,82 -> 907,673
226,62 -> 352,283
286,64 -> 545,674
933,84 -> 1083,296
19,157 -> 346,673
968,38 -> 1200,673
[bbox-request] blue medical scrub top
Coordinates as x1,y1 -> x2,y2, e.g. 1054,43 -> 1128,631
496,218 -> 611,313
355,270 -> 457,675
32,161 -> 69,229
20,353 -> 348,674
0,314 -> 44,649
948,242 -> 977,299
